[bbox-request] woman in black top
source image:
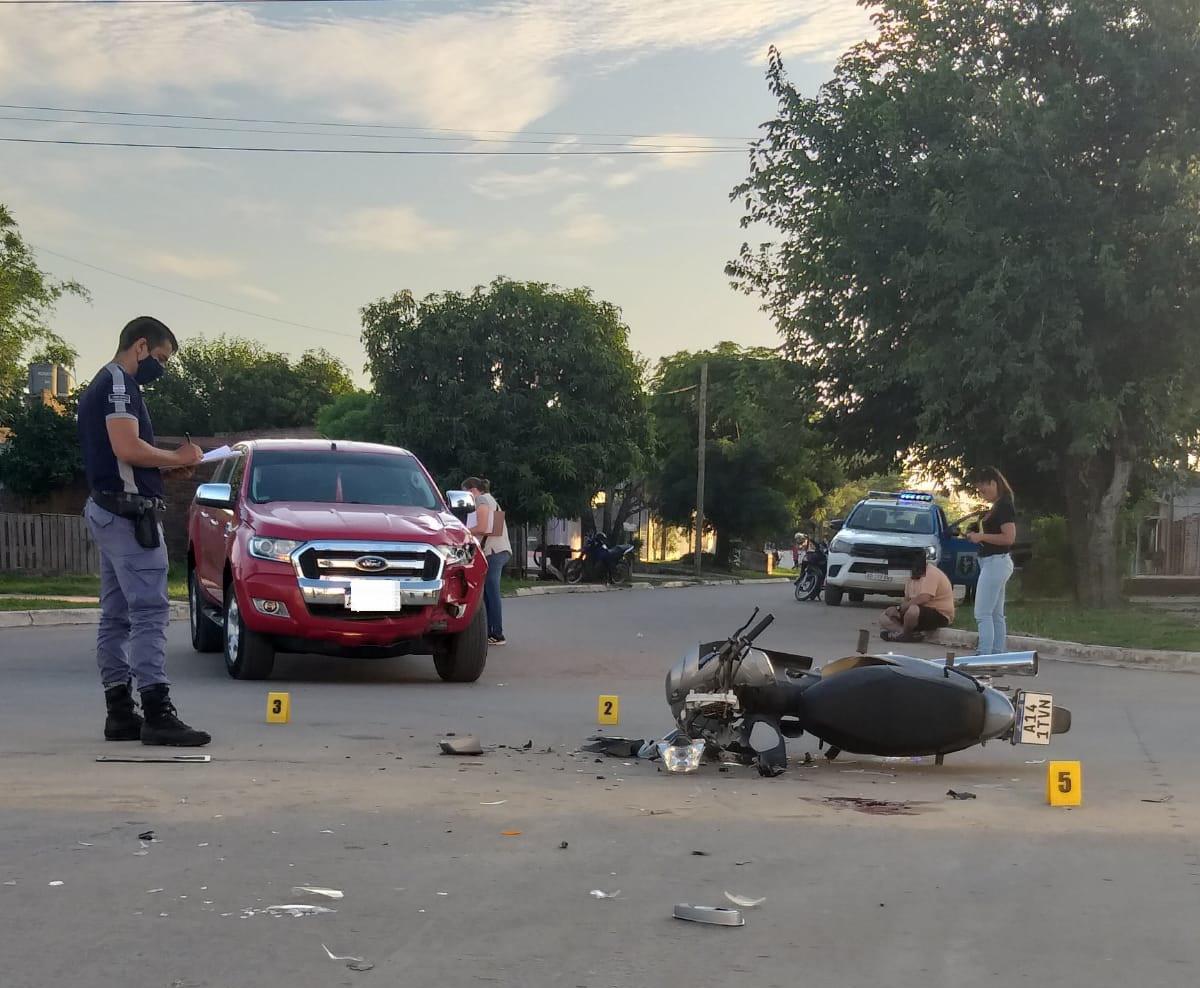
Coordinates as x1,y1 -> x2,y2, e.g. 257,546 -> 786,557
966,466 -> 1017,654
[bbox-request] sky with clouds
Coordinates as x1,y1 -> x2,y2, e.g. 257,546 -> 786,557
0,0 -> 872,384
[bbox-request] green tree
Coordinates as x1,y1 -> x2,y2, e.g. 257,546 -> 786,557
316,391 -> 387,443
0,399 -> 83,500
0,204 -> 86,399
361,278 -> 650,524
147,336 -> 355,435
649,343 -> 837,563
730,1 -> 1200,606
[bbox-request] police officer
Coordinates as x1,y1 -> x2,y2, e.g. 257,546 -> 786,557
78,316 -> 210,746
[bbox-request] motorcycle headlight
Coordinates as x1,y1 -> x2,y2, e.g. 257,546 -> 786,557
830,536 -> 852,554
248,537 -> 303,563
438,542 -> 477,567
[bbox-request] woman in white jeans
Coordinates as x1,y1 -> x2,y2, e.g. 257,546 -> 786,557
966,467 -> 1017,655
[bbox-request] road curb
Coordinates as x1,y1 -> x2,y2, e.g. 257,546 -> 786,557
928,627 -> 1200,674
0,602 -> 189,630
510,577 -> 792,597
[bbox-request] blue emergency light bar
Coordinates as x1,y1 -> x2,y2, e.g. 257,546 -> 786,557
867,490 -> 935,503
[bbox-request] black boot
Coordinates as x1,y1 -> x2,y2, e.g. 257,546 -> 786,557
139,684 -> 211,747
104,683 -> 143,741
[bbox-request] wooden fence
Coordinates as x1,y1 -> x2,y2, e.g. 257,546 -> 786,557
0,512 -> 100,575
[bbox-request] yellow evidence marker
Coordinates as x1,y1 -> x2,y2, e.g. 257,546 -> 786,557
266,691 -> 291,724
1047,760 -> 1082,807
597,695 -> 620,726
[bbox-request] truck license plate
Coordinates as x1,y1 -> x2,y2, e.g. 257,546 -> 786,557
865,571 -> 887,581
348,580 -> 403,612
1014,691 -> 1054,745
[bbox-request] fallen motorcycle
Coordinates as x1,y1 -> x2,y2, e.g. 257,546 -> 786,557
663,609 -> 1071,775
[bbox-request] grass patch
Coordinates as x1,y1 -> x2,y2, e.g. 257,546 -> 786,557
952,599 -> 1200,652
500,576 -> 544,596
0,564 -> 189,601
0,598 -> 99,611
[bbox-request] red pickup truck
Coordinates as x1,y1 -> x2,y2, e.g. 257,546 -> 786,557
186,439 -> 488,682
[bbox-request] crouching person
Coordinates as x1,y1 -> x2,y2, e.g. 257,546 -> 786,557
880,555 -> 954,644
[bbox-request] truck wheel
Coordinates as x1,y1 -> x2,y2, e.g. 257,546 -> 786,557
848,591 -> 865,603
564,559 -> 585,585
189,568 -> 223,653
223,586 -> 276,680
824,587 -> 844,606
434,605 -> 488,683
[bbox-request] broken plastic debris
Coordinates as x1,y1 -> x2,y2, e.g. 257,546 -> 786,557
480,800 -> 507,806
582,737 -> 644,758
138,830 -> 156,842
77,842 -> 94,847
264,904 -> 336,918
48,881 -> 64,887
293,887 -> 344,899
145,888 -> 165,894
673,903 -> 744,926
321,944 -> 374,973
318,830 -> 335,835
95,754 -> 211,763
500,830 -> 522,837
946,789 -> 977,801
1142,795 -> 1175,804
723,892 -> 766,908
589,889 -> 621,898
439,736 -> 484,756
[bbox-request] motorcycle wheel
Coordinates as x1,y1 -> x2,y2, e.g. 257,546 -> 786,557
612,560 -> 632,585
796,570 -> 819,601
564,559 -> 585,585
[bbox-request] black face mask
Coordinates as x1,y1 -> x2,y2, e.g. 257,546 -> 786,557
135,356 -> 166,385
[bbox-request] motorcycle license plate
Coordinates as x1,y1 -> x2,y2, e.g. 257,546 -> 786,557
1013,691 -> 1054,745
348,580 -> 403,612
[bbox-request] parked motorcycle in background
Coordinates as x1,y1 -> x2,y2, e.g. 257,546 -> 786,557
793,533 -> 828,602
565,531 -> 638,585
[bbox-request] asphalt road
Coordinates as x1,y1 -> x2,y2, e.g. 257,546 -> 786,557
1,584 -> 1198,988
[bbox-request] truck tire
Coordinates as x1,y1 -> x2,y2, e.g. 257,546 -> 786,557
824,586 -> 844,606
189,568 -> 223,653
223,585 -> 276,680
434,605 -> 488,683
848,591 -> 865,603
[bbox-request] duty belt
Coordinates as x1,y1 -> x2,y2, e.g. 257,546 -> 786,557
91,491 -> 167,516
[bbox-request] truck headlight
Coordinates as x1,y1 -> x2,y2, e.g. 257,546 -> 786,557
830,536 -> 852,554
248,537 -> 303,562
438,543 -> 477,567
926,545 -> 939,561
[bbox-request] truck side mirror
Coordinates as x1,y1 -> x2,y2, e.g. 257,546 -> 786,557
445,490 -> 475,524
829,519 -> 844,533
195,483 -> 234,509
946,525 -> 960,537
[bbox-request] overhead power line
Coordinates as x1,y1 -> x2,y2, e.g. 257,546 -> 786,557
0,114 -> 745,150
0,102 -> 756,143
33,244 -> 357,340
0,136 -> 745,155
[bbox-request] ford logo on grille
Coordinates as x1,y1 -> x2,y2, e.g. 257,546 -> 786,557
354,555 -> 389,572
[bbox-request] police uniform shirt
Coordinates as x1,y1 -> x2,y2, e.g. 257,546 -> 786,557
77,362 -> 165,498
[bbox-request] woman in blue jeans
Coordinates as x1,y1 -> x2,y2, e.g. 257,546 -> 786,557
967,466 -> 1017,655
464,477 -> 511,647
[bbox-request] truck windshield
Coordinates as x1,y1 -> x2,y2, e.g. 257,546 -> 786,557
249,450 -> 440,509
846,503 -> 935,535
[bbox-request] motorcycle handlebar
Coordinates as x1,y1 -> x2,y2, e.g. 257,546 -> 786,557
744,613 -> 774,643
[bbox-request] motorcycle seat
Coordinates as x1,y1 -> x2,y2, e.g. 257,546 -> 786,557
800,663 -> 987,757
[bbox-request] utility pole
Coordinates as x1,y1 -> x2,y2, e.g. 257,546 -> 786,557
694,362 -> 708,579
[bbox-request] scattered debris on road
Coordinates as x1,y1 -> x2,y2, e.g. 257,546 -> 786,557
263,904 -> 336,918
723,892 -> 765,908
589,889 -> 621,898
673,903 -> 744,927
439,736 -> 484,756
946,789 -> 977,801
501,830 -> 522,837
582,737 -> 644,758
138,830 -> 156,842
480,800 -> 507,806
1141,795 -> 1174,803
321,944 -> 374,972
293,887 -> 344,899
95,755 -> 211,764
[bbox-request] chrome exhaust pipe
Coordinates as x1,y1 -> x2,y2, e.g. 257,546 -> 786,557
931,650 -> 1039,678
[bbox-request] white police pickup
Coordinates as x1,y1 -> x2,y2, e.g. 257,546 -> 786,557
823,491 -> 980,606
